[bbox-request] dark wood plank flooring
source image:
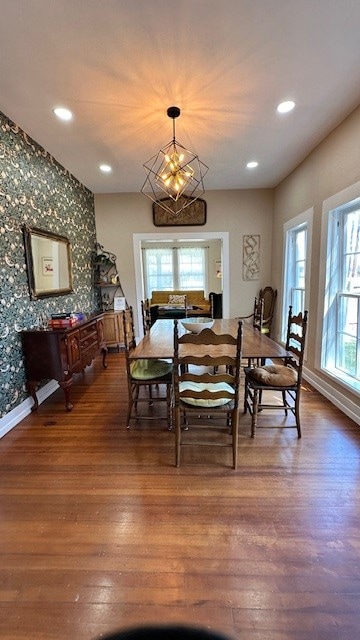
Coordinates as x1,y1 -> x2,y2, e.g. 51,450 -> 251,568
0,352 -> 359,640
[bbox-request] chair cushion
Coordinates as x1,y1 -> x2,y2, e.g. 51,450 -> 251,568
179,381 -> 234,407
130,359 -> 172,380
248,364 -> 297,386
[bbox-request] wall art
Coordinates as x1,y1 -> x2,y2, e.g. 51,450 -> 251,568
243,234 -> 260,280
153,197 -> 206,226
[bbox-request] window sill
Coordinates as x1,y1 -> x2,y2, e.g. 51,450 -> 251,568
321,365 -> 360,395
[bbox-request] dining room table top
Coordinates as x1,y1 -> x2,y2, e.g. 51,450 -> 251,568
131,318 -> 289,360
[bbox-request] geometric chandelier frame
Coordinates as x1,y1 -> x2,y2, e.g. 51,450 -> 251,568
141,106 -> 208,216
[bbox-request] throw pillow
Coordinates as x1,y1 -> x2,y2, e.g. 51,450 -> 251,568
168,294 -> 186,305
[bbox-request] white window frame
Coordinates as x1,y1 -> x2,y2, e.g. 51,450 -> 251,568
321,194 -> 360,393
281,208 -> 313,343
142,244 -> 208,299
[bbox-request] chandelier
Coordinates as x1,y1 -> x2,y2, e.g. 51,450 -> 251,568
141,106 -> 208,216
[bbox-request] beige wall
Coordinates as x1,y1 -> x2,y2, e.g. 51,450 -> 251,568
94,188 -> 274,319
273,104 -> 360,412
94,106 -> 360,420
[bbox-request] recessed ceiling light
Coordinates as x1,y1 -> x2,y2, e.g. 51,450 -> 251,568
53,107 -> 73,121
99,164 -> 112,173
277,100 -> 295,114
247,161 -> 258,169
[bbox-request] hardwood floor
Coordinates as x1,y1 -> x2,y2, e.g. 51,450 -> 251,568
1,352 -> 359,640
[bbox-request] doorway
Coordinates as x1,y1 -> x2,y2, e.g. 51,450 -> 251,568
133,231 -> 229,334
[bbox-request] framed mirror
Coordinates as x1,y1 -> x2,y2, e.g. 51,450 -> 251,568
23,226 -> 74,300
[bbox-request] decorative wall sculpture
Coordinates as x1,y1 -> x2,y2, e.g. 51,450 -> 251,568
153,197 -> 206,226
242,234 -> 260,280
0,110 -> 96,420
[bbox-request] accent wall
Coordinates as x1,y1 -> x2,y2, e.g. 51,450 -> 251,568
0,111 -> 96,421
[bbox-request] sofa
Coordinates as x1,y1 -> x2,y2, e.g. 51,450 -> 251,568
150,289 -> 211,322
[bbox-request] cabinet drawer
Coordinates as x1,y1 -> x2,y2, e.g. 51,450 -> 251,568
80,332 -> 98,351
80,322 -> 97,340
82,342 -> 99,366
66,331 -> 82,370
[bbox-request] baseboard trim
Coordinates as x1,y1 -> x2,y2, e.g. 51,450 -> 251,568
0,380 -> 59,439
303,367 -> 360,426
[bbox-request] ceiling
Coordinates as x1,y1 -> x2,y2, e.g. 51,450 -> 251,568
1,0 -> 360,194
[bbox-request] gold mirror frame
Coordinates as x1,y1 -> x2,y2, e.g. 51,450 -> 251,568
23,225 -> 74,300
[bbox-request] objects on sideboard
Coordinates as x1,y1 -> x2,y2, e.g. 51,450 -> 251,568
48,312 -> 85,328
92,242 -> 127,313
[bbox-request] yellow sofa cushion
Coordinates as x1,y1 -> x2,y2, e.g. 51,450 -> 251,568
151,290 -> 210,313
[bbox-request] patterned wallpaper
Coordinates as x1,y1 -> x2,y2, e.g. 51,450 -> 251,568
0,111 -> 97,419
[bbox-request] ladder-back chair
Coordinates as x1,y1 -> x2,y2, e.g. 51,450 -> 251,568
259,286 -> 277,337
141,299 -> 152,335
122,307 -> 172,429
173,320 -> 243,469
244,306 -> 308,438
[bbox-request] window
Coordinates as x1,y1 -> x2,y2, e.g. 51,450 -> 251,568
282,210 -> 312,342
142,245 -> 207,298
322,199 -> 360,391
178,247 -> 205,289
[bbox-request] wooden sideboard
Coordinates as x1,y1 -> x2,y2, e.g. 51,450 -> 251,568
103,311 -> 125,349
21,313 -> 107,412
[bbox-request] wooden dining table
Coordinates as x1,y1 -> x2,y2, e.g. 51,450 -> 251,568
131,318 -> 289,361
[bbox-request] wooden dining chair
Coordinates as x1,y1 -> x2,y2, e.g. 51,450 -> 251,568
173,320 -> 243,469
244,306 -> 308,438
252,296 -> 264,333
141,299 -> 152,335
237,296 -> 264,367
209,292 -> 223,318
258,286 -> 277,337
122,307 -> 173,430
236,296 -> 263,329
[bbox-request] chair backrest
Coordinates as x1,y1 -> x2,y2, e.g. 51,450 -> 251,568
259,286 -> 277,333
209,292 -> 223,319
141,299 -> 151,335
122,307 -> 136,352
285,305 -> 308,381
173,321 -> 243,407
252,297 -> 264,331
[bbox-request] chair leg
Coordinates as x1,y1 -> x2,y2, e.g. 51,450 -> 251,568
282,390 -> 288,415
166,384 -> 172,430
244,376 -> 249,414
295,394 -> 302,438
133,384 -> 140,410
251,389 -> 259,437
232,410 -> 239,469
175,407 -> 181,467
148,384 -> 154,406
126,396 -> 134,429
